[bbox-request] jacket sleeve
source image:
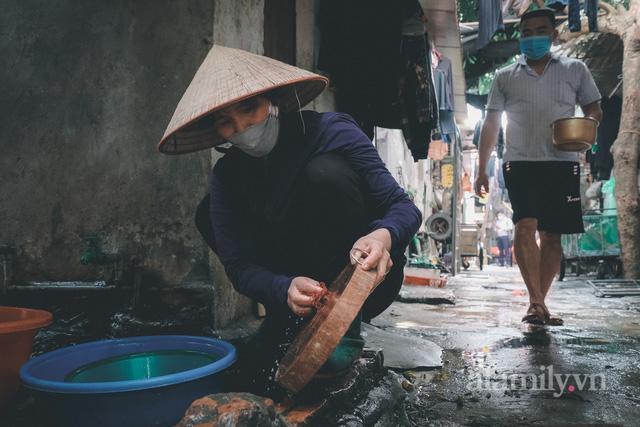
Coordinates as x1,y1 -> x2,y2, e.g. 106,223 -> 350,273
327,114 -> 423,253
208,170 -> 292,309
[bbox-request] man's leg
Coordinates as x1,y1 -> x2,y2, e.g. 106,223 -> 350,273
513,218 -> 546,322
535,161 -> 582,326
539,231 -> 562,298
538,231 -> 564,325
585,0 -> 599,32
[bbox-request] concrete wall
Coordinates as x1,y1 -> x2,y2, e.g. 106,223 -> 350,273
0,0 -> 214,285
213,0 -> 265,53
299,0 -> 336,112
209,0 -> 266,327
0,0 -> 327,329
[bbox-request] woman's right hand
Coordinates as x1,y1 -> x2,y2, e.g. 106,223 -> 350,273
287,276 -> 324,317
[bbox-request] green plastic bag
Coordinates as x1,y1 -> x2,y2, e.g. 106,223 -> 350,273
578,214 -> 620,256
601,177 -> 616,212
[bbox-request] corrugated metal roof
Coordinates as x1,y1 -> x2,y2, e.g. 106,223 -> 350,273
555,32 -> 623,98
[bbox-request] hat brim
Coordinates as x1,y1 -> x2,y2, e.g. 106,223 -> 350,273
158,76 -> 327,155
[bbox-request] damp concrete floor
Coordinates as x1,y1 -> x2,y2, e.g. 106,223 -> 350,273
6,266 -> 640,426
372,265 -> 640,427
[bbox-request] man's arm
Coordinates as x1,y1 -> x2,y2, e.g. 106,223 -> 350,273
474,110 -> 502,196
576,61 -> 602,122
581,101 -> 603,123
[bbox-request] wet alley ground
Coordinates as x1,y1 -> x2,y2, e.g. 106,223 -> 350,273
373,265 -> 640,427
5,266 -> 640,426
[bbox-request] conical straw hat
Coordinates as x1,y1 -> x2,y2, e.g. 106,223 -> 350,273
158,45 -> 329,155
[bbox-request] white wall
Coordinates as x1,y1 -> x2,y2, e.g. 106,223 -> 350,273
374,128 -> 428,232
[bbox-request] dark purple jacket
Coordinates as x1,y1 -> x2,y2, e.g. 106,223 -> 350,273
209,111 -> 421,309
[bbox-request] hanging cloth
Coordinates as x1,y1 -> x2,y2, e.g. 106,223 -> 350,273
396,33 -> 440,161
434,55 -> 455,112
476,0 -> 504,50
317,0 -> 404,138
433,54 -> 456,136
594,96 -> 621,180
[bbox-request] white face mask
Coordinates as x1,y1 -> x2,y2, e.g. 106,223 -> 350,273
228,104 -> 279,157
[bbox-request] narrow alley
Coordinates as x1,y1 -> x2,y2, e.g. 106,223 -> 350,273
2,1 -> 640,426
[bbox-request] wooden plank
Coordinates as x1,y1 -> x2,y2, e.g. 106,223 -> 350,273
275,263 -> 379,393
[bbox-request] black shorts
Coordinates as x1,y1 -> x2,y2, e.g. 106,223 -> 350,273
503,161 -> 584,234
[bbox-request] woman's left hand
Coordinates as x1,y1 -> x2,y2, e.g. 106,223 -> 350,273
350,228 -> 393,284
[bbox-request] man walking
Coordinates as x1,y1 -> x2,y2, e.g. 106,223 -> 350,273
475,9 -> 602,325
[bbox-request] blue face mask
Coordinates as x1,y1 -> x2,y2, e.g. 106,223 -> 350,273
519,35 -> 552,60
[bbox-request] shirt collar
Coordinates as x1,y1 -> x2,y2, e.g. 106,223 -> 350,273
517,52 -> 559,67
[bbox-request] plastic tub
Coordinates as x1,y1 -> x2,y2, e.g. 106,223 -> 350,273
0,306 -> 53,408
20,335 -> 236,427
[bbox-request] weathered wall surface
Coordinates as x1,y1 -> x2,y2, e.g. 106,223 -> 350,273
0,0 -> 327,329
213,0 -> 265,53
0,0 -> 214,286
208,0 -> 267,327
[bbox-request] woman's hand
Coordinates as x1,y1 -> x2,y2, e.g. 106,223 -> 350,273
350,228 -> 393,284
287,277 -> 324,317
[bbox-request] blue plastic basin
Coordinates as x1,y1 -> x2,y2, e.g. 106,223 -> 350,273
20,335 -> 236,427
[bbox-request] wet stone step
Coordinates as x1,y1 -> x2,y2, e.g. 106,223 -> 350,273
396,286 -> 456,305
362,323 -> 443,370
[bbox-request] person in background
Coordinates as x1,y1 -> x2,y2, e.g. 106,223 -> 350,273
474,9 -> 602,325
495,212 -> 514,266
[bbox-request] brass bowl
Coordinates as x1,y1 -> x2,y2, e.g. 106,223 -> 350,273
551,117 -> 599,152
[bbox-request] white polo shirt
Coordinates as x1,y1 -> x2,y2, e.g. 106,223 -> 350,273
487,53 -> 601,162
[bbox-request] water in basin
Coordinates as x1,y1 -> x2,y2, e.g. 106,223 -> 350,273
65,350 -> 220,383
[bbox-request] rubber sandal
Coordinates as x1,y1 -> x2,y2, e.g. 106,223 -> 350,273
522,303 -> 546,325
545,316 -> 564,326
539,305 -> 564,326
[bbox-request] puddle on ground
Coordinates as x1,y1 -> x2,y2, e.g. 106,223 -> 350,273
621,372 -> 640,387
497,331 -> 553,349
489,331 -> 634,355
